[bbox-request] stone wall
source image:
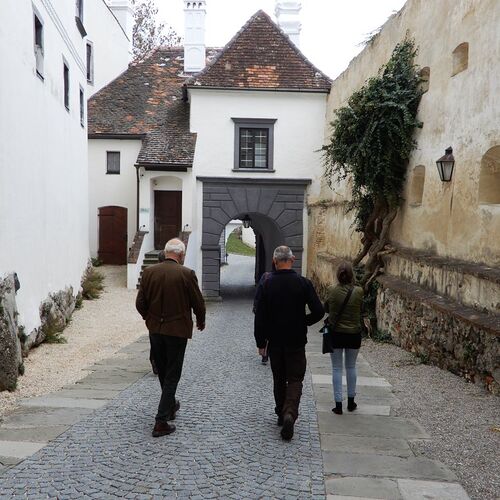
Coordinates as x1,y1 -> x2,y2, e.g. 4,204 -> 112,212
0,269 -> 84,391
377,276 -> 500,394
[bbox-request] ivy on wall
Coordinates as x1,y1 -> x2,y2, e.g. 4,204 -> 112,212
323,38 -> 423,285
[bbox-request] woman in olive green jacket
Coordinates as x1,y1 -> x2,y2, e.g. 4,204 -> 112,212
325,261 -> 363,415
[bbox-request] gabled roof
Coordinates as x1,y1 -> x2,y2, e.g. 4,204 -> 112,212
88,47 -> 199,167
187,10 -> 332,92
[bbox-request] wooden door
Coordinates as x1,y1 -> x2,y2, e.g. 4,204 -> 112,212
154,191 -> 182,250
98,206 -> 128,265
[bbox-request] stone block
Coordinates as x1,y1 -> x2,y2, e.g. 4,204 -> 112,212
326,476 -> 401,499
0,274 -> 23,392
320,434 -> 412,457
397,479 -> 470,499
323,452 -> 457,481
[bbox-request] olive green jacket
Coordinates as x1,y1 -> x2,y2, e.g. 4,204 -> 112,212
325,284 -> 364,334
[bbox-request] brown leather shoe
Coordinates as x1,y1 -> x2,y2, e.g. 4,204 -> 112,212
152,421 -> 176,437
167,400 -> 180,421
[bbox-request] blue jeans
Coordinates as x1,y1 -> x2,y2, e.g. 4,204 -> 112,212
330,348 -> 359,403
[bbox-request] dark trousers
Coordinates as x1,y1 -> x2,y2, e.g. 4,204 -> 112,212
149,333 -> 187,422
269,344 -> 307,421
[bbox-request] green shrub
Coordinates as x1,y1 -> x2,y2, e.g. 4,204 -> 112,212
43,321 -> 67,344
82,269 -> 105,300
91,257 -> 103,267
75,294 -> 83,310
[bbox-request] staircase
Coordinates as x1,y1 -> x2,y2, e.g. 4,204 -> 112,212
136,250 -> 162,288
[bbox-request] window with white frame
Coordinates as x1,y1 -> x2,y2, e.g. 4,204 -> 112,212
34,13 -> 44,78
106,152 -> 120,174
232,118 -> 276,170
75,0 -> 86,37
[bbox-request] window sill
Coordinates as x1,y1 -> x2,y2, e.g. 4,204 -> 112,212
106,172 -> 120,175
232,168 -> 275,173
36,71 -> 44,82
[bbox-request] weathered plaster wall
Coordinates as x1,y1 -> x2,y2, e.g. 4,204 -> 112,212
309,0 -> 500,270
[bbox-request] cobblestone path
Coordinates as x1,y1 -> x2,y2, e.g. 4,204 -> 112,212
0,256 -> 325,499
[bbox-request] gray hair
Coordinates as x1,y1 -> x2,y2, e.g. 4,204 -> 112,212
273,245 -> 294,262
165,238 -> 186,255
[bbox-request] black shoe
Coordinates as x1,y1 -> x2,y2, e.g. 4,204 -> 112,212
261,355 -> 268,365
152,421 -> 176,437
332,402 -> 343,415
280,414 -> 294,441
277,415 -> 283,426
347,397 -> 357,412
167,400 -> 180,421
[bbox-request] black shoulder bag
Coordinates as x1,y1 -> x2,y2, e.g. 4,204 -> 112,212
321,287 -> 353,354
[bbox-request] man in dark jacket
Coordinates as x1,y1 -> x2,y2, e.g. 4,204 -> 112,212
254,246 -> 324,441
136,238 -> 206,437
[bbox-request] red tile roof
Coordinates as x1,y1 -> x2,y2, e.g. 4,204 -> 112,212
187,10 -> 331,92
88,47 -> 202,167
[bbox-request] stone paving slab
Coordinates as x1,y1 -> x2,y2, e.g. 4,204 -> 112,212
0,406 -> 95,428
0,440 -> 46,459
320,434 -> 413,458
312,374 -> 392,388
323,451 -> 457,481
19,396 -> 108,409
397,479 -> 470,499
326,476 -> 401,499
55,388 -> 122,400
315,402 -> 391,416
317,413 -> 429,439
0,426 -> 69,442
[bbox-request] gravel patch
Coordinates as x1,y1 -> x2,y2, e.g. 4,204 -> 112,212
0,266 -> 147,420
361,339 -> 500,500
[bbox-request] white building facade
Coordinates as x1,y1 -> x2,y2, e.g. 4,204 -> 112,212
0,0 -> 130,341
88,5 -> 330,295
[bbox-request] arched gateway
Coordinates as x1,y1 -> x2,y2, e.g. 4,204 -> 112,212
199,177 -> 311,297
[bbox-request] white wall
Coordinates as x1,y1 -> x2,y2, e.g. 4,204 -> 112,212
88,139 -> 142,257
189,89 -> 328,278
241,227 -> 256,249
189,89 -> 328,199
0,0 -> 90,333
85,0 -> 131,96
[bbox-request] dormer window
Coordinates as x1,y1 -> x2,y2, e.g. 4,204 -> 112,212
232,118 -> 276,171
34,13 -> 44,79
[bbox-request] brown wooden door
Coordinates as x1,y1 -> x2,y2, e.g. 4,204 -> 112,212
154,191 -> 182,250
98,206 -> 128,265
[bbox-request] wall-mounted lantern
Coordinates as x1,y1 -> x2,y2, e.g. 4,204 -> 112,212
242,215 -> 252,229
436,147 -> 455,182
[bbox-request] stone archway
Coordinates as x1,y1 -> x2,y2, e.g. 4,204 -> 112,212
199,177 -> 311,297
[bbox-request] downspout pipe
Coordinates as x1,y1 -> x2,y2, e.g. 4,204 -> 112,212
135,165 -> 140,232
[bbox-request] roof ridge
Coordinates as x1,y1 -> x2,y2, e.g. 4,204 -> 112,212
185,10 -> 266,84
185,9 -> 332,89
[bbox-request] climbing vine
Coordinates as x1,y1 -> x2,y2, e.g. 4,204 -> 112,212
323,38 -> 423,285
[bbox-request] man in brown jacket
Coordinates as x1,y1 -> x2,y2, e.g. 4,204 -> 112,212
136,238 -> 206,437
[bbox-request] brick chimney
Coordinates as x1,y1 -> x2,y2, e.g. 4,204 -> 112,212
275,1 -> 302,48
184,1 -> 207,73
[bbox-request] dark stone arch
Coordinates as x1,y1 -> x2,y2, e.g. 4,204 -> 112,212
198,177 -> 311,297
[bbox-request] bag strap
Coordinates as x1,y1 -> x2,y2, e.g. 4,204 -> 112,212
330,287 -> 354,331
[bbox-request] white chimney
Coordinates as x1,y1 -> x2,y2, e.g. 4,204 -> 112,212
275,1 -> 302,48
107,0 -> 134,56
184,1 -> 207,73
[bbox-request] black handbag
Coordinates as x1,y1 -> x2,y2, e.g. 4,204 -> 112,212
322,287 -> 354,354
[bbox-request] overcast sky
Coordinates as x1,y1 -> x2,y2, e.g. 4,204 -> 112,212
156,0 -> 407,79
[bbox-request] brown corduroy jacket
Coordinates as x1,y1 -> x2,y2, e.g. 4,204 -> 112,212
136,259 -> 206,338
